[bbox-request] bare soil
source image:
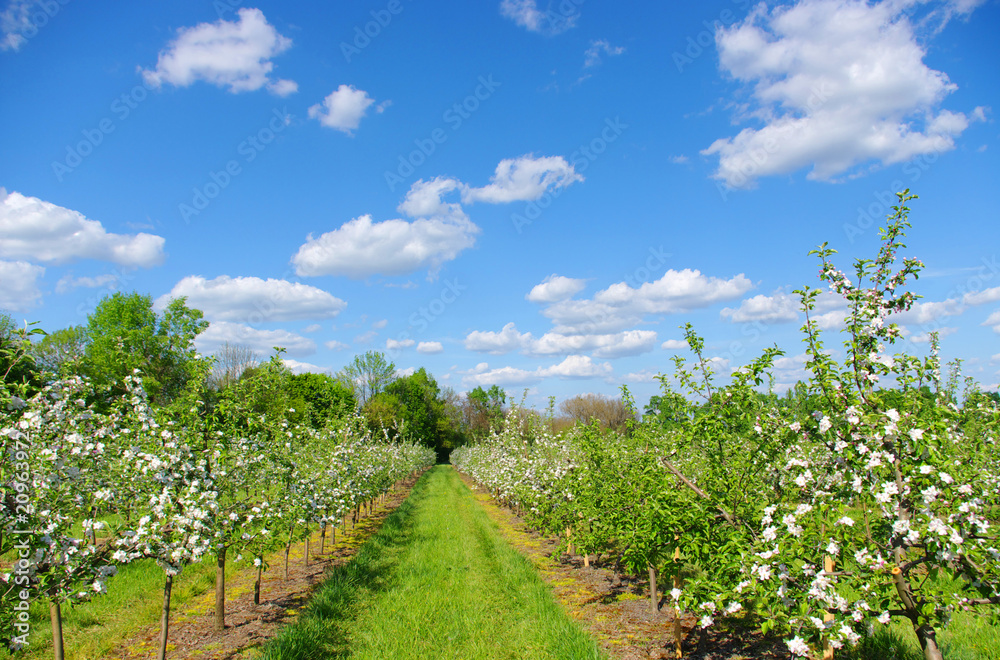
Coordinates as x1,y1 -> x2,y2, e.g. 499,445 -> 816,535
107,470 -> 426,660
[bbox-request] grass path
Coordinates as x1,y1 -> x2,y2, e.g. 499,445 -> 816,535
257,465 -> 604,660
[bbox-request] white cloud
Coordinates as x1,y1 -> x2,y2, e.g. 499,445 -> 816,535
417,341 -> 444,354
196,321 -> 316,358
54,273 -> 119,294
0,259 -> 44,311
372,319 -> 388,329
542,269 -> 754,334
464,322 -> 657,358
526,274 -> 586,303
462,155 -> 583,204
662,339 -> 688,350
292,213 -> 479,280
308,84 -> 380,134
0,189 -> 165,267
964,286 -> 1000,306
386,338 -> 415,350
303,323 -> 321,333
397,177 -> 464,219
396,366 -> 416,378
703,0 -> 984,188
1,0 -> 42,51
622,369 -> 660,383
720,290 -> 800,323
499,0 -> 578,35
140,8 -> 296,95
461,355 -> 612,388
325,339 -> 349,351
983,310 -> 1000,334
157,275 -> 346,322
894,298 -> 964,325
282,358 -> 329,375
584,39 -> 625,68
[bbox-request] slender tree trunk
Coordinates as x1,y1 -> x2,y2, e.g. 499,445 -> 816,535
284,542 -> 291,580
913,622 -> 944,660
158,575 -> 173,660
648,563 -> 659,613
214,546 -> 226,631
319,521 -> 326,554
49,599 -> 64,660
304,532 -> 310,567
254,563 -> 262,606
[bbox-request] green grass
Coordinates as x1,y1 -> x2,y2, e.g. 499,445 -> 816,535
256,465 -> 604,660
0,553 -> 221,660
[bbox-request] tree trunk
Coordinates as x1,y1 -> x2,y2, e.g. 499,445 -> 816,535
158,575 -> 173,660
914,623 -> 944,660
319,521 -> 326,555
304,533 -> 310,567
254,563 -> 262,606
49,599 -> 64,660
214,546 -> 226,631
284,542 -> 291,580
648,563 -> 659,613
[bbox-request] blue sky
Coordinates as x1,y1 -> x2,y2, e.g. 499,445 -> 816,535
1,0 -> 998,408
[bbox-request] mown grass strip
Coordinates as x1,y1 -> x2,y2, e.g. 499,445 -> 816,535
256,465 -> 604,660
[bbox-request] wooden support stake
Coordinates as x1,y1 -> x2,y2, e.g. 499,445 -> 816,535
673,544 -> 683,659
565,527 -> 574,556
823,555 -> 835,660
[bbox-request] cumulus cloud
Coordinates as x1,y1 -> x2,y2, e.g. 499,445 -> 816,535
0,259 -> 44,311
140,8 -> 296,95
526,274 -> 587,303
291,214 -> 480,280
462,156 -> 583,204
282,358 -> 329,375
386,338 -> 415,351
983,310 -> 1000,334
703,0 -> 985,188
720,290 -> 800,323
462,355 -> 612,388
661,339 -> 688,350
292,156 -> 580,280
417,341 -> 444,354
499,0 -> 578,35
195,321 -> 316,358
308,84 -> 381,134
542,268 -> 754,334
325,339 -> 349,351
55,273 -> 119,294
464,323 -> 657,358
0,189 -> 165,267
156,275 -> 346,322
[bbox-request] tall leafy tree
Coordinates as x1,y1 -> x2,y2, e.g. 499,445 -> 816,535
286,371 -> 355,428
31,325 -> 87,377
335,350 -> 396,407
82,292 -> 208,405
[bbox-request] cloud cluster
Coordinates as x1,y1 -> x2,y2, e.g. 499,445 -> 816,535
464,322 -> 658,358
0,189 -> 165,267
141,8 -> 296,96
291,155 -> 582,280
308,84 -> 387,135
499,0 -> 578,35
703,0 -> 985,187
0,259 -> 44,311
462,355 -> 612,388
157,275 -> 347,322
195,320 -> 316,358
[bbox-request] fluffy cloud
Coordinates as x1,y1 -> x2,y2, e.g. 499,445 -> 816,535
461,355 -> 612,387
910,326 -> 959,343
282,359 -> 329,375
156,275 -> 347,322
720,290 -> 800,323
55,273 -> 119,294
661,339 -> 688,350
499,0 -> 578,35
963,286 -> 1000,306
0,259 -> 44,311
141,8 -> 296,95
325,339 -> 349,351
525,274 -> 587,303
0,189 -> 165,267
542,269 -> 754,334
417,341 -> 444,354
293,156 -> 580,280
464,322 -> 657,358
291,213 -> 480,279
703,0 -> 984,188
462,156 -> 583,204
308,84 -> 383,134
386,338 -> 415,350
983,310 -> 1000,334
195,321 -> 316,358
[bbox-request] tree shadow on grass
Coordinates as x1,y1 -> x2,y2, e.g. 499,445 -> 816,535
254,478 -> 427,660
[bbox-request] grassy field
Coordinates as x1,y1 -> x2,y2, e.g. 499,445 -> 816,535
256,465 -> 604,660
